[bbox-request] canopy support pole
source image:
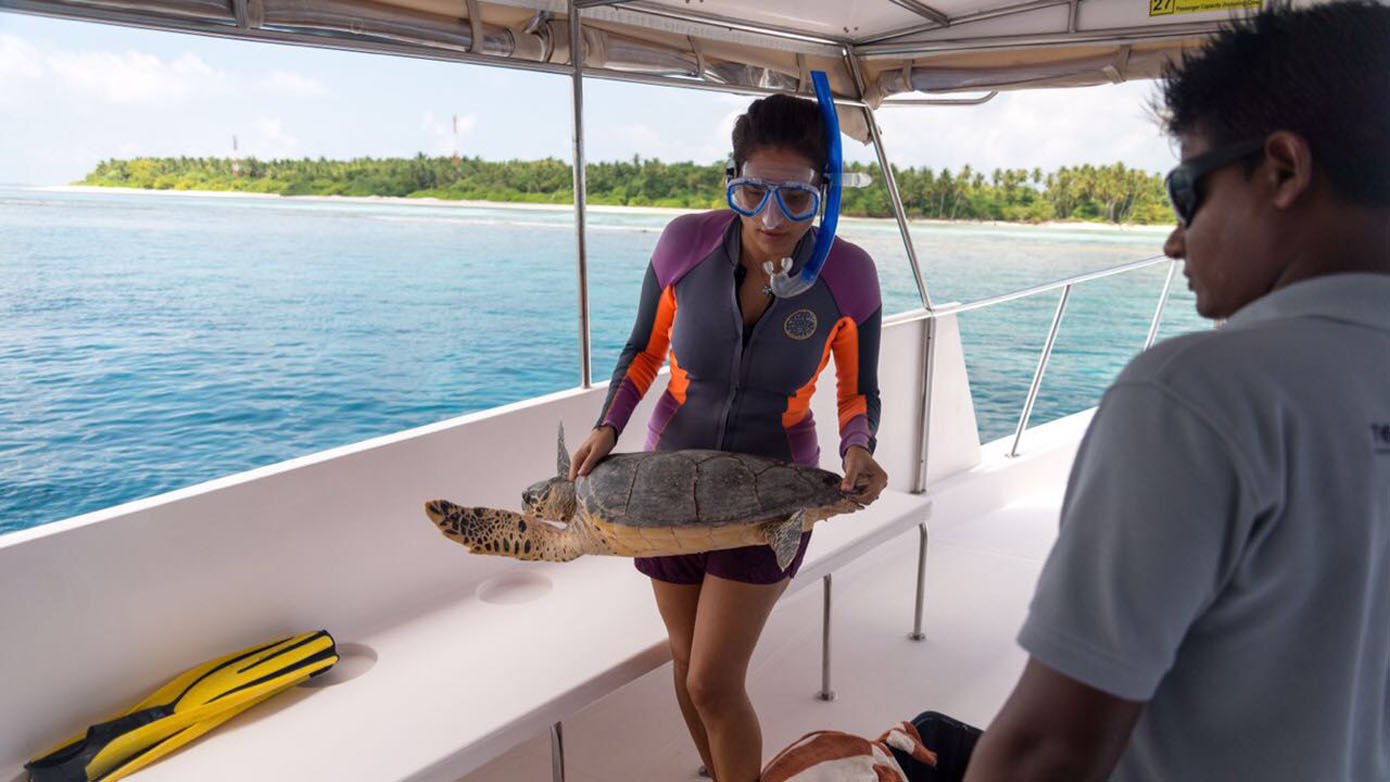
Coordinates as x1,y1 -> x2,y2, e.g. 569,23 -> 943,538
844,48 -> 937,493
570,5 -> 593,388
845,51 -> 931,310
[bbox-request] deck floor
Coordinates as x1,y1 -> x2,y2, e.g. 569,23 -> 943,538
460,485 -> 1065,781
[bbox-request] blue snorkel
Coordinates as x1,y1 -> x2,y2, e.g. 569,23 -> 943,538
764,70 -> 842,298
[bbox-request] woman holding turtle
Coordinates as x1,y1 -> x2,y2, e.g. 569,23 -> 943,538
569,91 -> 887,781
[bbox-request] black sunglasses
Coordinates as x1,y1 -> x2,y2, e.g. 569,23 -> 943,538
1164,138 -> 1266,226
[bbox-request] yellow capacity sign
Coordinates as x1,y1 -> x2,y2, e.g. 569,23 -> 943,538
1149,0 -> 1260,15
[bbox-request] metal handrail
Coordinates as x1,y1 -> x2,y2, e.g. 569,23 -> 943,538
931,254 -> 1171,319
886,253 -> 1180,458
1144,259 -> 1180,351
1009,282 -> 1072,456
883,254 -> 1173,327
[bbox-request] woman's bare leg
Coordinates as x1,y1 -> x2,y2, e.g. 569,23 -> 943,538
687,574 -> 788,782
651,578 -> 716,777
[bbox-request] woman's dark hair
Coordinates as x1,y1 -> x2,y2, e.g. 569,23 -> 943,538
731,93 -> 828,176
1159,0 -> 1390,206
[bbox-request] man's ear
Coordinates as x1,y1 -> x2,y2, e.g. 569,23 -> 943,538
1263,130 -> 1315,211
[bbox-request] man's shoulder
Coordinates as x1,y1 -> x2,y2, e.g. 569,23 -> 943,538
1116,320 -> 1291,389
1104,324 -> 1305,446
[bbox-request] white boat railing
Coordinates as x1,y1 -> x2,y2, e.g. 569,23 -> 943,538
896,254 -> 1181,458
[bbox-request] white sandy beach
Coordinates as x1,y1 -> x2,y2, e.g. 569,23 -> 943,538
33,184 -> 1177,234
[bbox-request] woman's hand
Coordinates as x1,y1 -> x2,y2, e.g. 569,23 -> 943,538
841,446 -> 888,505
569,425 -> 617,481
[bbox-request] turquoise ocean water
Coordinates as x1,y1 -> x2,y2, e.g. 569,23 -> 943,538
0,186 -> 1205,533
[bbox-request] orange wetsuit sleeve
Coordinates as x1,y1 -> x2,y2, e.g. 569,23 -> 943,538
832,306 -> 882,457
596,263 -> 677,435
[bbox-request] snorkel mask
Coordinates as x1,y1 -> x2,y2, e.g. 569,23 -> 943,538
724,70 -> 844,298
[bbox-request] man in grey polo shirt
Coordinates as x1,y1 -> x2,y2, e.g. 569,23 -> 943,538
964,2 -> 1390,780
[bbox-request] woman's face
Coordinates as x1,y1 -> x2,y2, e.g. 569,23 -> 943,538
734,146 -> 820,263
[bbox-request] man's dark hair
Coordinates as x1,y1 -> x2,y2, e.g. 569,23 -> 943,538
731,94 -> 827,175
1160,0 -> 1390,206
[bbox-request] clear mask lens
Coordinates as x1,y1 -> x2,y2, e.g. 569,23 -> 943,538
726,178 -> 820,222
729,182 -> 770,215
776,187 -> 818,220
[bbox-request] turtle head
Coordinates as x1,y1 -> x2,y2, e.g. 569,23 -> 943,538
518,422 -> 579,520
522,477 -> 577,521
824,470 -> 866,514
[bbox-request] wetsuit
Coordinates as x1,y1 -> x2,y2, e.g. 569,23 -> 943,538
596,209 -> 882,584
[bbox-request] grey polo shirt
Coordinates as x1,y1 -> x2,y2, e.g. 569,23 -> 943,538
1018,273 -> 1390,781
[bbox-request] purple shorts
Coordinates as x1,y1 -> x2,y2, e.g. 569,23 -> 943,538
634,531 -> 813,585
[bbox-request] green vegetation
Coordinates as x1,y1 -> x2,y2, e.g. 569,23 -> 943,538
79,155 -> 1174,224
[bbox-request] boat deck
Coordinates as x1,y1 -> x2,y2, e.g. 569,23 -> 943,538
461,484 -> 1066,781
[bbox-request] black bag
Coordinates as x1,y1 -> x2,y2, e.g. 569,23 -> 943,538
890,711 -> 983,782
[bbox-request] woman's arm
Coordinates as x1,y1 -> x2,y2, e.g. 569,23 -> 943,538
571,262 -> 676,480
831,306 -> 881,457
831,306 -> 886,502
594,262 -> 677,436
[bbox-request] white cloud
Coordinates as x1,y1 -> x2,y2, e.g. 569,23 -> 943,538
0,34 -> 45,108
616,122 -> 662,149
0,34 -> 43,79
0,32 -> 233,107
867,81 -> 1178,175
613,120 -> 728,164
261,70 -> 330,97
44,48 -> 229,103
250,117 -> 299,157
710,107 -> 743,158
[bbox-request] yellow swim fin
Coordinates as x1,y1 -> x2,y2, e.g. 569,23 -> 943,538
26,629 -> 337,782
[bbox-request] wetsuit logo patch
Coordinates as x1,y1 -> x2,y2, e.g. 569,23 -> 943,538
1372,423 -> 1390,454
783,309 -> 818,340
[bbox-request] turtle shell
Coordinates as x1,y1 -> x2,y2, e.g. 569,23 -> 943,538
575,450 -> 845,528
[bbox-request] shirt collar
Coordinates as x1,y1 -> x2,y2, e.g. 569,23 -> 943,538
1226,272 -> 1390,331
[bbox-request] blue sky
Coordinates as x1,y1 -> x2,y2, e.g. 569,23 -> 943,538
0,11 -> 1180,185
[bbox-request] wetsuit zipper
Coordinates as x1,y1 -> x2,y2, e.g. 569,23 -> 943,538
716,268 -> 777,450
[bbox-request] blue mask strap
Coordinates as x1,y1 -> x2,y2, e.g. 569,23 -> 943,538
766,70 -> 842,298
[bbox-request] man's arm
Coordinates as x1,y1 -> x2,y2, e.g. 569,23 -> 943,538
965,659 -> 1143,782
965,375 -> 1264,781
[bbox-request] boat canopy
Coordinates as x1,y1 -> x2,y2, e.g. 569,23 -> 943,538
1,0 -> 1281,138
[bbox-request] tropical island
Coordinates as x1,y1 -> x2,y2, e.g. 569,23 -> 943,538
77,155 -> 1174,224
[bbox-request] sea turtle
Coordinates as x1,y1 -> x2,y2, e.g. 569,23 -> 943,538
424,426 -> 863,570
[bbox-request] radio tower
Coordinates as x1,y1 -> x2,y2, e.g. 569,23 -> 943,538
231,134 -> 242,179
452,114 -> 461,168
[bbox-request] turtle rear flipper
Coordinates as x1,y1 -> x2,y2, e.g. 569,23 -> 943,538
424,500 -> 588,562
762,510 -> 807,571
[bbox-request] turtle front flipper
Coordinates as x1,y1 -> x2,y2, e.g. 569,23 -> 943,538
761,509 -> 807,572
425,500 -> 590,562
